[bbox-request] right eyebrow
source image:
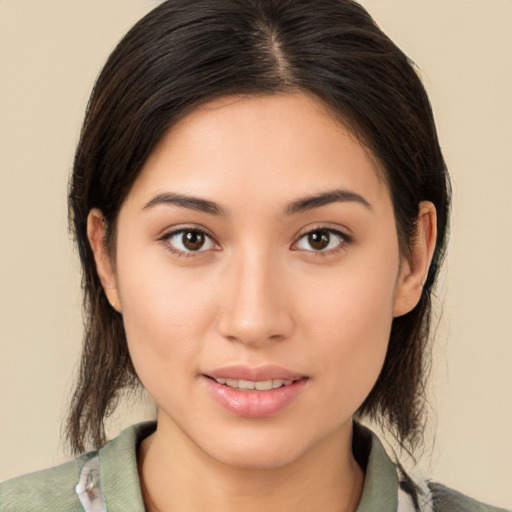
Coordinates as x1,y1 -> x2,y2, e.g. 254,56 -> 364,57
143,192 -> 226,216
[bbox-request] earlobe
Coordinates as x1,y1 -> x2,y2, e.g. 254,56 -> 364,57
87,209 -> 121,313
393,201 -> 437,317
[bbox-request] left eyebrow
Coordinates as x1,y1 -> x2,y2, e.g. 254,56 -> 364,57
284,189 -> 372,215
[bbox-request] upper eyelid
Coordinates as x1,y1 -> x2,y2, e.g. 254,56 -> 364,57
294,225 -> 351,241
159,224 -> 216,240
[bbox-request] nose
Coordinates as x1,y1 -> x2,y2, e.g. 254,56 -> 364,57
217,251 -> 294,347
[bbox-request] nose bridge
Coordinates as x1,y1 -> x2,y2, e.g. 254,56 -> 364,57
217,247 -> 293,345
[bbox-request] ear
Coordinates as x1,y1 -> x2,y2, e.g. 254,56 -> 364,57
393,201 -> 437,317
87,208 -> 121,313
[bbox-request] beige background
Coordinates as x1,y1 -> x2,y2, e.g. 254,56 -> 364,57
0,0 -> 511,507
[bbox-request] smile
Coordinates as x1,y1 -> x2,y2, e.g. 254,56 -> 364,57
204,371 -> 309,417
213,378 -> 296,390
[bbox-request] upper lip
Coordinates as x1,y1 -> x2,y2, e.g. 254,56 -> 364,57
204,365 -> 306,382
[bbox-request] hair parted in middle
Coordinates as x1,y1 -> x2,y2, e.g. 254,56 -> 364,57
67,0 -> 450,454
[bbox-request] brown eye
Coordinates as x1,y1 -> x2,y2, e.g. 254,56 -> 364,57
165,229 -> 216,254
294,228 -> 346,253
182,231 -> 205,250
307,231 -> 330,250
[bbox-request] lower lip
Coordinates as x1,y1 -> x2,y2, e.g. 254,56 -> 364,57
204,377 -> 308,418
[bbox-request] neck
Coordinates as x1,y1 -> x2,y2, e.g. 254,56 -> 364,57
138,415 -> 364,512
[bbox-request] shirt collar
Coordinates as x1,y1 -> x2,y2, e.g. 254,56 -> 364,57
83,421 -> 401,511
353,422 -> 399,512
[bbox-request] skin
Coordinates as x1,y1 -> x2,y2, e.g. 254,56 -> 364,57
88,93 -> 436,512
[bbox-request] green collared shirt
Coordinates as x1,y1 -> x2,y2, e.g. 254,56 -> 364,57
0,421 -> 507,511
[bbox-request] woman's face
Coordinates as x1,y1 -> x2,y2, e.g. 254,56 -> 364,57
94,93 -> 420,469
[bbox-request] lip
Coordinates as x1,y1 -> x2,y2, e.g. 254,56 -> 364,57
203,365 -> 309,418
205,364 -> 305,382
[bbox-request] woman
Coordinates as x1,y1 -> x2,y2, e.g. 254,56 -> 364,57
0,0 -> 507,511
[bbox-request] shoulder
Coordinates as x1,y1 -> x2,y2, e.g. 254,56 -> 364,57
354,422 -> 509,512
0,421 -> 155,512
0,452 -> 95,512
430,482 -> 510,512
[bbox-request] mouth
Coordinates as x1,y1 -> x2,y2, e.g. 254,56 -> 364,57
203,367 -> 309,417
208,377 -> 300,391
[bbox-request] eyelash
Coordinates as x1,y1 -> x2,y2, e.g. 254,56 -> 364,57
159,227 -> 219,258
292,227 -> 351,256
159,226 -> 351,258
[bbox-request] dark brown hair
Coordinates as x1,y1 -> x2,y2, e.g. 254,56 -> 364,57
67,0 -> 450,454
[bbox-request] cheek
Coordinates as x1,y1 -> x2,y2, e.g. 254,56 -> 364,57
296,253 -> 398,406
309,289 -> 392,375
114,245 -> 218,386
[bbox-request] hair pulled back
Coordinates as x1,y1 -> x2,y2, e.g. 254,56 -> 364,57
68,0 -> 450,454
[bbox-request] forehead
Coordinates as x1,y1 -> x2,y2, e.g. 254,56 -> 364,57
124,93 -> 391,214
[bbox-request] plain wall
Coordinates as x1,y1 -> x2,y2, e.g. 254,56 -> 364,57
0,0 -> 511,507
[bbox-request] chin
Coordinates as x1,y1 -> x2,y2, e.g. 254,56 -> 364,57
210,442 -> 305,470
196,423 -> 328,471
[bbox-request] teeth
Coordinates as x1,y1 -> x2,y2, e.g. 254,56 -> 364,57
214,378 -> 295,390
255,380 -> 272,391
239,379 -> 255,390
